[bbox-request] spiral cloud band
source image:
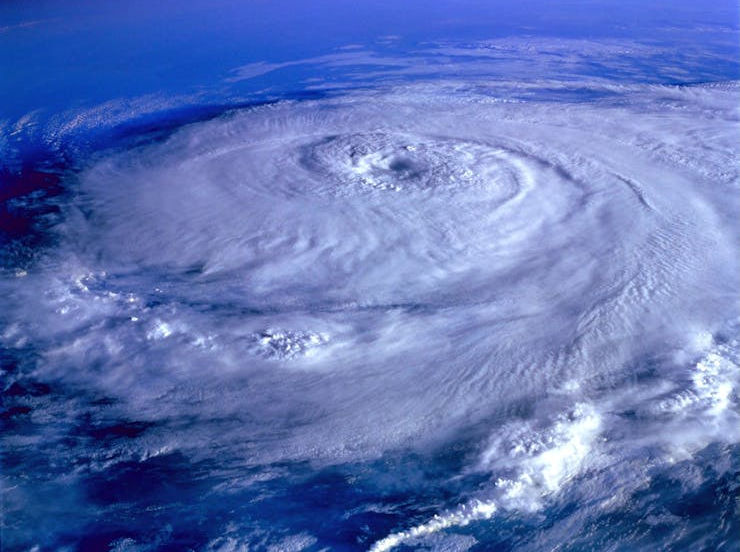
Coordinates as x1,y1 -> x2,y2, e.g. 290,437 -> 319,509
3,78 -> 739,550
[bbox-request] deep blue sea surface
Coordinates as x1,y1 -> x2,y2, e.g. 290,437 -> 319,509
2,2 -> 740,551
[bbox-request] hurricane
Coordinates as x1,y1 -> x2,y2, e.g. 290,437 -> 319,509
2,2 -> 739,551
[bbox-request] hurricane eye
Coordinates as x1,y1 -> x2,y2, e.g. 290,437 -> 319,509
388,158 -> 414,173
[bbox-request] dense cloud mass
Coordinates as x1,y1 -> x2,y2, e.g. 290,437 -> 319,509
2,79 -> 739,550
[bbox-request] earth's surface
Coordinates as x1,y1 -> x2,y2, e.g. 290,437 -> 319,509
1,2 -> 739,551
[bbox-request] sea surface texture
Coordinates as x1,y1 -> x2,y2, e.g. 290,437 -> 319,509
1,2 -> 739,551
